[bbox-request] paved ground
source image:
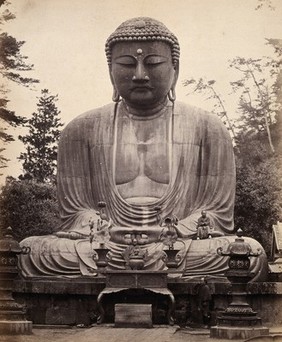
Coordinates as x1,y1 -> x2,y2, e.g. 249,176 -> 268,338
1,325 -> 282,342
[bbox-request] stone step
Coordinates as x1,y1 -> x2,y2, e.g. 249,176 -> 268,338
115,304 -> 152,328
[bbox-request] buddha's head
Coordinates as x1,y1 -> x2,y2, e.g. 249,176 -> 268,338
105,17 -> 180,110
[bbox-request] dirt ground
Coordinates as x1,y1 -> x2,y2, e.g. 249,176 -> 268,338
1,325 -> 282,342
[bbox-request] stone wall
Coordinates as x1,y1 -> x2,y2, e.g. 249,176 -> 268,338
13,278 -> 282,326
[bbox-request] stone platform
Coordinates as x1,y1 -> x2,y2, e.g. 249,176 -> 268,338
210,326 -> 270,340
0,320 -> 32,335
12,276 -> 282,327
1,325 -> 282,342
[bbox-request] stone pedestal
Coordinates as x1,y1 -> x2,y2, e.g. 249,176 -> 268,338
0,227 -> 32,335
0,320 -> 32,335
210,276 -> 269,339
210,326 -> 269,340
210,279 -> 269,339
211,230 -> 269,339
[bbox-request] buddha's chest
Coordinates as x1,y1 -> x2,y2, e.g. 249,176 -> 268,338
114,115 -> 171,186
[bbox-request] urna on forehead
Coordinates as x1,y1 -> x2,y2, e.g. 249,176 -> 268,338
105,17 -> 180,66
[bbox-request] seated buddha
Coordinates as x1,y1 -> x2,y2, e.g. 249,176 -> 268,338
19,17 -> 268,281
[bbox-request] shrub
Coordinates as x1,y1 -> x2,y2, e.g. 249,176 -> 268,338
234,155 -> 282,256
0,177 -> 60,241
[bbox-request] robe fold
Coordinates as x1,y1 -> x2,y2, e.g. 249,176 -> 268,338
19,101 -> 268,281
57,101 -> 235,233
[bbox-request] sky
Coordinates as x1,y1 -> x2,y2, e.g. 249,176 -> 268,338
1,0 -> 282,183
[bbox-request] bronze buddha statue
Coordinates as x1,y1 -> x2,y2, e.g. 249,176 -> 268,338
19,17 -> 268,281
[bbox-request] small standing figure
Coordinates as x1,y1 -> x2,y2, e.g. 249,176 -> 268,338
197,210 -> 211,240
159,215 -> 178,250
96,201 -> 112,245
97,201 -> 108,220
197,277 -> 212,328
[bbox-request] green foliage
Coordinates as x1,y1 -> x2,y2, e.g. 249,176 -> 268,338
0,177 -> 60,241
183,38 -> 282,255
234,151 -> 281,256
230,56 -> 279,153
233,41 -> 282,255
0,0 -> 39,172
255,0 -> 275,11
183,77 -> 236,140
18,89 -> 63,183
0,32 -> 38,84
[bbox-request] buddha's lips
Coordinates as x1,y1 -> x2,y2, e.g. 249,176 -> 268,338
130,85 -> 154,91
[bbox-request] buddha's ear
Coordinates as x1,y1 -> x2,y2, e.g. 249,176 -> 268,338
109,66 -> 115,86
168,61 -> 179,102
172,61 -> 179,89
109,66 -> 120,102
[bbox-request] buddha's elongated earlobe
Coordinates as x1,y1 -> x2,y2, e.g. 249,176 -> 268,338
168,61 -> 178,102
168,88 -> 176,102
112,87 -> 120,102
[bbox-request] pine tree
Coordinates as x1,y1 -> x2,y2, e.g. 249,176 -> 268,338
18,89 -> 63,183
0,0 -> 39,173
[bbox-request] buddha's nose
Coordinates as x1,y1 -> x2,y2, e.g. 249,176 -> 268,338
132,62 -> 149,81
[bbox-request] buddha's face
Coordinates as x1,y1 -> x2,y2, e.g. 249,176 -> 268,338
110,41 -> 178,109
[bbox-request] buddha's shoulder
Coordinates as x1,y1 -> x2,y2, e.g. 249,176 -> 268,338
175,101 -> 217,121
64,103 -> 115,129
175,101 -> 228,132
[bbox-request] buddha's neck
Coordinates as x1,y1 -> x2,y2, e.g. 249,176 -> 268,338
122,99 -> 169,120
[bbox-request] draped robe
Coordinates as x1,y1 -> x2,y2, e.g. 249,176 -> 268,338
19,101 -> 268,280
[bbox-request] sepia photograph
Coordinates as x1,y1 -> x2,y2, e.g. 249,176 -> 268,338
0,0 -> 281,341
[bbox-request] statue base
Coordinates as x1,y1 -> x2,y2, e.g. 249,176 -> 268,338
210,326 -> 269,340
0,320 -> 32,335
12,278 -> 282,327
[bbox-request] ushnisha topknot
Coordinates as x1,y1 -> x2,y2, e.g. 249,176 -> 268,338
105,17 -> 180,67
